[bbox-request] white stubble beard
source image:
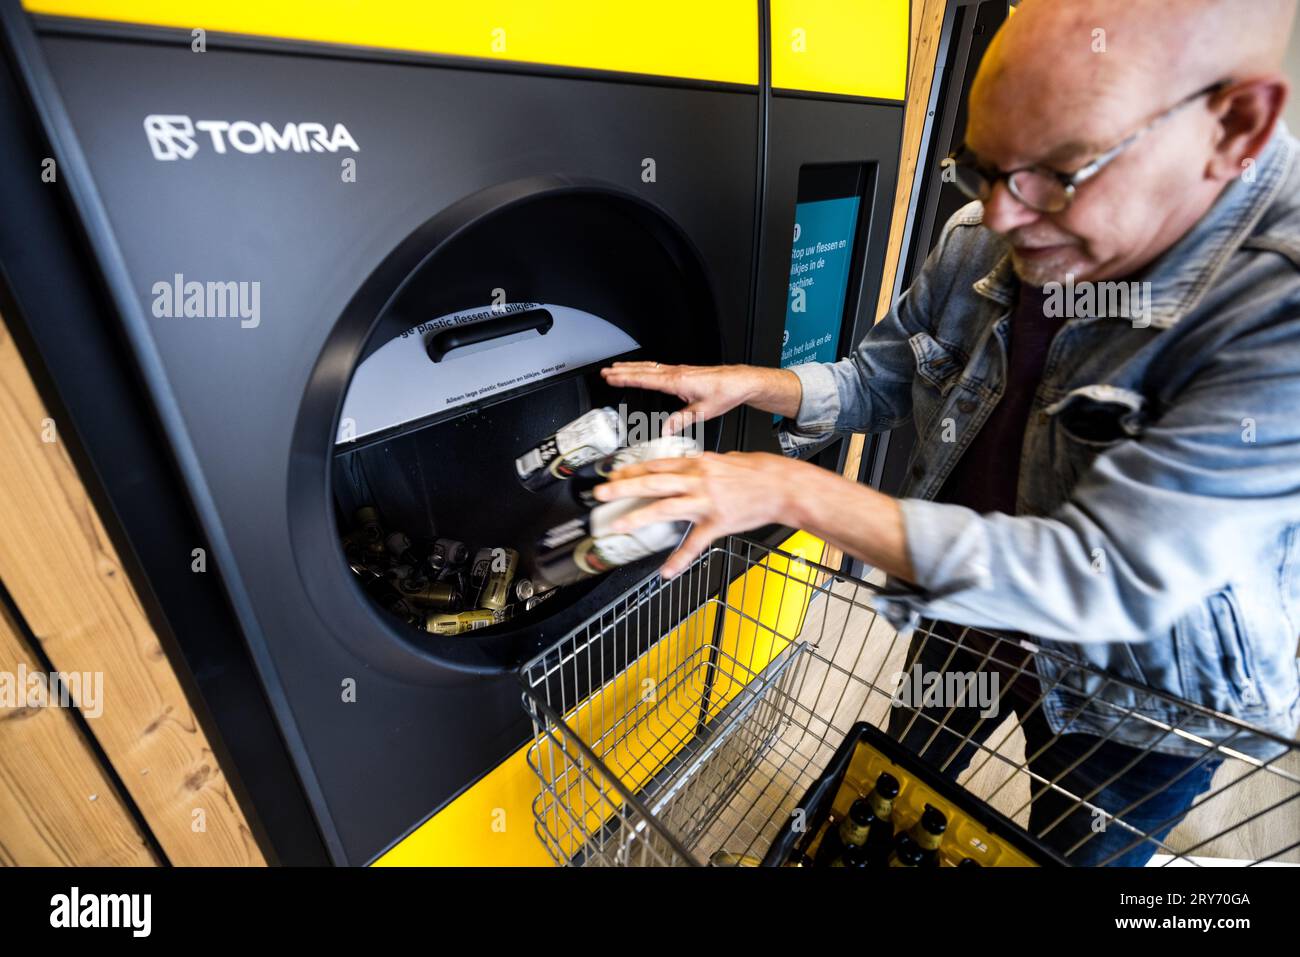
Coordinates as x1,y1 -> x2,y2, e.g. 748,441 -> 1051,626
1010,247 -> 1088,286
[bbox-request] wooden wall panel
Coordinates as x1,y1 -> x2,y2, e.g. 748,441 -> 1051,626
0,598 -> 156,866
0,316 -> 264,866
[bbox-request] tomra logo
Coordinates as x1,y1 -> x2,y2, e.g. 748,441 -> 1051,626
143,114 -> 359,161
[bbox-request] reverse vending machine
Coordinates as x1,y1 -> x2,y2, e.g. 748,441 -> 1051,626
0,0 -> 910,864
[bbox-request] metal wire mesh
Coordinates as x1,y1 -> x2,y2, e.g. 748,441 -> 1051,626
518,535 -> 1300,867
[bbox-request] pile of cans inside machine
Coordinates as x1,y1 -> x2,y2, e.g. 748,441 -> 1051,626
339,408 -> 700,636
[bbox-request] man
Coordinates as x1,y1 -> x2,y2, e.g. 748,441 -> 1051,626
597,0 -> 1300,865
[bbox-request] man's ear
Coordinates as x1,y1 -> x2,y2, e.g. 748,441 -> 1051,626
1206,76 -> 1290,181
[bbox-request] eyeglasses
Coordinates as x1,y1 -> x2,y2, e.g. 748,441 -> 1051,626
942,81 -> 1228,214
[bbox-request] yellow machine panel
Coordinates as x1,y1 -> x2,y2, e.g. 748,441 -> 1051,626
771,0 -> 909,100
23,0 -> 760,85
376,532 -> 828,866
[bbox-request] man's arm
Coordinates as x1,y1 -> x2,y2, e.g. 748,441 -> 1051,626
602,204 -> 974,445
875,335 -> 1300,642
788,466 -> 916,581
788,340 -> 1300,641
777,206 -> 976,455
600,309 -> 1300,644
594,451 -> 915,581
600,362 -> 804,434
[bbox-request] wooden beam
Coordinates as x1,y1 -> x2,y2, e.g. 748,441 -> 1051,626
826,0 -> 951,570
0,597 -> 157,866
0,316 -> 265,866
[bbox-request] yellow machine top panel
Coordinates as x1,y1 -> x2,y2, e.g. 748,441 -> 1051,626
23,0 -> 760,86
771,0 -> 908,100
25,2 -> 913,98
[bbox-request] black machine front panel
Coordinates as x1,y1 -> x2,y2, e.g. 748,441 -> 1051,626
742,95 -> 902,470
1,3 -> 915,862
27,28 -> 759,864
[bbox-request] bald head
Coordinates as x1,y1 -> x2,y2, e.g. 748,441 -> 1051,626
963,0 -> 1297,284
973,0 -> 1297,160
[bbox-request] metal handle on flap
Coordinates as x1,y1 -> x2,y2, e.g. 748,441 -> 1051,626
425,308 -> 554,363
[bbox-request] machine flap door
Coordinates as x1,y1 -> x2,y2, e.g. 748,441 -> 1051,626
337,302 -> 639,445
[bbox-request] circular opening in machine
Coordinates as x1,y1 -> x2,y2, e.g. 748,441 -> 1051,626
290,179 -> 724,679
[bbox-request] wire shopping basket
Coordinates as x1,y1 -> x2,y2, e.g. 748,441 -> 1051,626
518,535 -> 1300,867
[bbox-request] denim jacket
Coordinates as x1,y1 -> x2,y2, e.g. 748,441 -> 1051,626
781,127 -> 1300,758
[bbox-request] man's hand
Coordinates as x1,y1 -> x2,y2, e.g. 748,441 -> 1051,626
593,451 -> 805,576
592,450 -> 915,583
600,362 -> 803,434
